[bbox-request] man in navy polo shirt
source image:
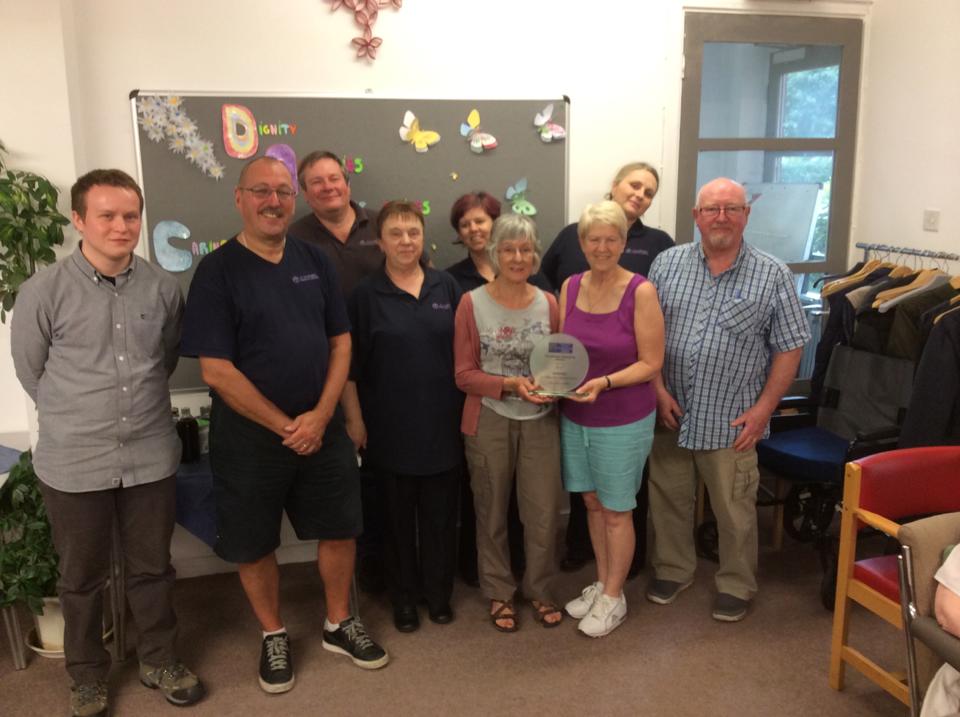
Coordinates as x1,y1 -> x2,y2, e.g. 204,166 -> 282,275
180,157 -> 388,694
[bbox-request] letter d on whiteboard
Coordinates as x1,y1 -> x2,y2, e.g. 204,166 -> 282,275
222,104 -> 258,159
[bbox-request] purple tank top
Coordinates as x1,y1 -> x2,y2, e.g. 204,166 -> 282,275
561,272 -> 656,427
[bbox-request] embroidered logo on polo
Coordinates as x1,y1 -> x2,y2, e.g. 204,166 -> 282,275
292,273 -> 320,284
357,239 -> 378,246
623,248 -> 649,255
432,302 -> 452,310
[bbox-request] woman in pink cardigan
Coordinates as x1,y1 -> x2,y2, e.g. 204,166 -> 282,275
453,214 -> 566,632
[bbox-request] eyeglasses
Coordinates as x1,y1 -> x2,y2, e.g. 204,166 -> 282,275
238,186 -> 297,201
698,205 -> 746,219
497,245 -> 535,257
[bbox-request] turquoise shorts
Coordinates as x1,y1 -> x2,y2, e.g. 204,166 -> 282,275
561,413 -> 655,512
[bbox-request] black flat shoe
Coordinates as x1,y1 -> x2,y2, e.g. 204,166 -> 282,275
560,552 -> 594,572
428,604 -> 454,624
393,605 -> 420,633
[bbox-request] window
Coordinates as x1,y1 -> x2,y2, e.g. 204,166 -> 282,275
677,13 -> 863,381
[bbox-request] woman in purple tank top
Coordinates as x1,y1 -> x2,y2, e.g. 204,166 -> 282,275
559,200 -> 665,638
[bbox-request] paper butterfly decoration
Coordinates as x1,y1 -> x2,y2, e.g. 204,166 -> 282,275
460,109 -> 498,154
534,103 -> 566,144
505,178 -> 537,216
399,110 -> 441,153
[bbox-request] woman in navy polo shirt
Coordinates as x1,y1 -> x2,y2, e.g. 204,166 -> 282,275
343,201 -> 464,633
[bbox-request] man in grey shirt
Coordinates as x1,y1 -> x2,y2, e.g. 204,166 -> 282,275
11,169 -> 204,717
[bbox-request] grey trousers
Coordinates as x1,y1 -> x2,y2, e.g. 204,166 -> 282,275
39,477 -> 179,684
464,406 -> 566,605
648,427 -> 760,600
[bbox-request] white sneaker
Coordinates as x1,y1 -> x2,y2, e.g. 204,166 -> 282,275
565,581 -> 603,619
578,593 -> 627,638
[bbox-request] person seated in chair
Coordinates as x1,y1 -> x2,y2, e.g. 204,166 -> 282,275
922,546 -> 960,717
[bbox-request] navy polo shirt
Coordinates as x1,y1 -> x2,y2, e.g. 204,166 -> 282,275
349,267 -> 464,475
444,255 -> 553,293
537,219 -> 675,291
181,236 -> 350,417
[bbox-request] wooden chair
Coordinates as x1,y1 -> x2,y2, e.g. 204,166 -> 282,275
829,446 -> 960,705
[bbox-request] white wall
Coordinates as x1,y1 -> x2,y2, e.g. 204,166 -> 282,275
851,0 -> 960,268
0,0 -> 78,434
1,0 -> 957,438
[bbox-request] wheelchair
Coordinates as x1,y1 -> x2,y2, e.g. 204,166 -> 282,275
694,345 -> 915,609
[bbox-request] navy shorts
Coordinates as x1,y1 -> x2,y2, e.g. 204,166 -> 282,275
209,398 -> 362,563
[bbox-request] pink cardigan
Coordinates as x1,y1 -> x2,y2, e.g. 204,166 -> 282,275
453,289 -> 560,436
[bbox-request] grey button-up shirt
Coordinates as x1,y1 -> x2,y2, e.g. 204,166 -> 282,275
11,246 -> 183,492
649,241 -> 810,451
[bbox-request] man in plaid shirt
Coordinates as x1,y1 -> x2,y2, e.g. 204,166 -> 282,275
644,177 -> 810,622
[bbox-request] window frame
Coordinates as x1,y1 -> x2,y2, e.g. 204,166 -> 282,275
676,12 -> 863,277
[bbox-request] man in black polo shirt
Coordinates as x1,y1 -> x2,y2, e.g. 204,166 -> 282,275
287,150 -> 382,299
181,157 -> 389,694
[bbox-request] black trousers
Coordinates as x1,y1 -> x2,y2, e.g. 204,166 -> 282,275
39,477 -> 179,684
378,467 -> 460,611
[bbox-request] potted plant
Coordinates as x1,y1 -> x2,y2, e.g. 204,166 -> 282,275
0,450 -> 62,651
0,138 -> 70,322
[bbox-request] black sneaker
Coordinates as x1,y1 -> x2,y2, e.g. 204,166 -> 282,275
258,632 -> 295,693
322,617 -> 389,669
712,592 -> 750,622
645,578 -> 693,605
70,680 -> 108,717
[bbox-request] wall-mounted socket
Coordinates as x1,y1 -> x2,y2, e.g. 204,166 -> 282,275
923,208 -> 941,232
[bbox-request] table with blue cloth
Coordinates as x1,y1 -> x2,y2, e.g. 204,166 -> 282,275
175,455 -> 217,548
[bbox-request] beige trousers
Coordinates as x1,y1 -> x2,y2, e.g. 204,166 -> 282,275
464,406 -> 566,605
648,426 -> 760,600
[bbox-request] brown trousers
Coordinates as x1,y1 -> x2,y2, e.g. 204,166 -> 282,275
40,477 -> 179,683
648,428 -> 760,600
464,406 -> 566,605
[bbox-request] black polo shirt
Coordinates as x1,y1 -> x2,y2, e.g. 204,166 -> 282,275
181,236 -> 350,417
537,219 -> 674,291
445,255 -> 553,293
288,201 -> 384,300
349,267 -> 464,475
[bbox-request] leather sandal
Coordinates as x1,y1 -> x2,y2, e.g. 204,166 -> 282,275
490,600 -> 519,633
532,600 -> 564,628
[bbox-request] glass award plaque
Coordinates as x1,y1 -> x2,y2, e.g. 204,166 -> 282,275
528,333 -> 589,397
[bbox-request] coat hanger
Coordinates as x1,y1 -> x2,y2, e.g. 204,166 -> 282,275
888,264 -> 917,279
934,303 -> 960,325
821,259 -> 884,297
872,268 -> 945,307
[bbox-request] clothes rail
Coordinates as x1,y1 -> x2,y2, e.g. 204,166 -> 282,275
856,242 -> 960,262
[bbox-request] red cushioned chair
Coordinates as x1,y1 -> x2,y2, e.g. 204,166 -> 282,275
829,446 -> 960,705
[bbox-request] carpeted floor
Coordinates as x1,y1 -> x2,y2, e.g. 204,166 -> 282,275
1,534 -> 909,716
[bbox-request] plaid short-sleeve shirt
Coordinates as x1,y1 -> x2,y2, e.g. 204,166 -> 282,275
648,241 -> 810,450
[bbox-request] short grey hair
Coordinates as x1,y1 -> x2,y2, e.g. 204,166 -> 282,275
577,200 -> 628,242
487,214 -> 542,275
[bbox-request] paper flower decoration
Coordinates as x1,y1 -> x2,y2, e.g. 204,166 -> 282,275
352,29 -> 383,59
136,95 -> 225,180
325,0 -> 401,63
